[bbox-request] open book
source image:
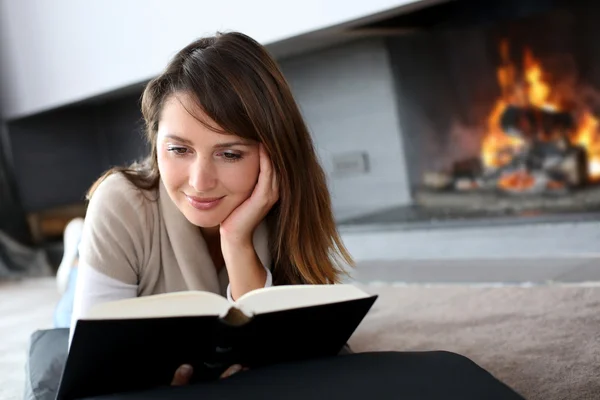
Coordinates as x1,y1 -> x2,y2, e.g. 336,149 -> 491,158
57,284 -> 378,400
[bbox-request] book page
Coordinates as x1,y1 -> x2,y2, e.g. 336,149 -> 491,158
84,291 -> 231,320
236,284 -> 371,314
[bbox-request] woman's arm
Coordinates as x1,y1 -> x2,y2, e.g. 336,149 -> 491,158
69,173 -> 149,346
219,144 -> 279,301
69,262 -> 138,346
223,240 -> 270,301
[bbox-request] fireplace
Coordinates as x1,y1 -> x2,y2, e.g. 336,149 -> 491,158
363,0 -> 600,226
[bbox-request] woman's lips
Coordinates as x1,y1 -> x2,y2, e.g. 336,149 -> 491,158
185,195 -> 224,210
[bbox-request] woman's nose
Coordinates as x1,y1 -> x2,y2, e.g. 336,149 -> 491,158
189,158 -> 217,193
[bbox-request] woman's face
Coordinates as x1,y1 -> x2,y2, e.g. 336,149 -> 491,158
157,93 -> 260,228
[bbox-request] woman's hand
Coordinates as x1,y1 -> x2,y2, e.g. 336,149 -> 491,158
171,364 -> 245,386
219,143 -> 279,246
219,144 -> 279,300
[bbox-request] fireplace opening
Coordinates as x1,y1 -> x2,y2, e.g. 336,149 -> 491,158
360,0 -> 600,226
421,37 -> 599,193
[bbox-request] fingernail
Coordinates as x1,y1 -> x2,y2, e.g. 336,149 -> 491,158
226,364 -> 242,377
179,364 -> 193,377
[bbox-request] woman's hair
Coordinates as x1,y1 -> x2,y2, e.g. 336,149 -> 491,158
88,31 -> 353,285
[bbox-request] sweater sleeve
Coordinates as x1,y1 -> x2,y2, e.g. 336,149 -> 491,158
68,261 -> 138,347
78,173 -> 151,285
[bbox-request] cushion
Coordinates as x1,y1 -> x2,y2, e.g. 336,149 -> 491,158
24,328 -> 69,400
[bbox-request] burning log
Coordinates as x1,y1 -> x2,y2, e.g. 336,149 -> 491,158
422,171 -> 452,190
450,158 -> 483,191
434,138 -> 588,195
497,170 -> 537,193
500,105 -> 575,140
420,39 -> 600,196
452,158 -> 483,179
422,101 -> 589,194
454,178 -> 479,191
422,159 -> 484,191
551,145 -> 589,187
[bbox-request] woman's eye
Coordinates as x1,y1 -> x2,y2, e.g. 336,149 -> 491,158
219,151 -> 243,161
167,146 -> 189,155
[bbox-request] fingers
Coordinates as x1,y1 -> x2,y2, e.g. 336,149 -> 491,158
258,143 -> 272,173
270,157 -> 279,199
256,144 -> 273,190
220,364 -> 243,378
258,144 -> 279,204
171,364 -> 193,386
171,363 -> 245,385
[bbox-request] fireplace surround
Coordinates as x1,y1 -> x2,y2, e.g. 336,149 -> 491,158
341,0 -> 600,228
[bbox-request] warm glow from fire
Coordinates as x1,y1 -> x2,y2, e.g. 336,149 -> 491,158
498,170 -> 535,191
524,49 -> 553,109
573,113 -> 600,177
481,100 -> 525,168
482,40 -> 600,185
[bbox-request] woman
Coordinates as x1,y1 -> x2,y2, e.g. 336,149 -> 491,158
52,31 -> 522,399
69,29 -> 351,380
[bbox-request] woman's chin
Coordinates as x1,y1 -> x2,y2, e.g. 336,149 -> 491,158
180,208 -> 224,228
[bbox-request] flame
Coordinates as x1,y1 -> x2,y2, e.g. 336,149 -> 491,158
572,113 -> 600,178
481,40 -> 600,186
481,100 -> 525,168
481,40 -> 527,170
524,49 -> 553,109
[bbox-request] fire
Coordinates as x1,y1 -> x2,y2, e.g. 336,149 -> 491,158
573,113 -> 600,177
524,49 -> 553,109
481,100 -> 525,168
482,40 -> 600,184
498,170 -> 535,191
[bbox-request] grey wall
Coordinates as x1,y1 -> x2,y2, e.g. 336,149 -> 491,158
7,93 -> 146,213
0,123 -> 29,242
6,38 -> 413,223
8,106 -> 104,212
280,38 -> 412,221
385,30 -> 498,189
95,94 -> 149,168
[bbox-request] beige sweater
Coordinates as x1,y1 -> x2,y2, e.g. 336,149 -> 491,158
78,172 -> 272,297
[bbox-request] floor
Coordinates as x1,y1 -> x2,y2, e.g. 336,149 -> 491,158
339,220 -> 600,269
2,215 -> 599,399
350,257 -> 600,285
3,277 -> 600,400
0,279 -> 59,400
338,204 -> 600,229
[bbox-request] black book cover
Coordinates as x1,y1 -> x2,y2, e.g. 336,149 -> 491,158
56,295 -> 377,400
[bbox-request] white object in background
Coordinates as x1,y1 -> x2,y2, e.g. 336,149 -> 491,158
56,217 -> 85,294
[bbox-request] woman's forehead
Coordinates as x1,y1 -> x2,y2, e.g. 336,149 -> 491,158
159,95 -> 227,140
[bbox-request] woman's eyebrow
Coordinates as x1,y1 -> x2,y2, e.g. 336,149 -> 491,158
164,134 -> 252,148
164,134 -> 193,145
213,141 -> 252,149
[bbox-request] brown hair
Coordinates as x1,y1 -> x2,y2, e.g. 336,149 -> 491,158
88,31 -> 353,285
